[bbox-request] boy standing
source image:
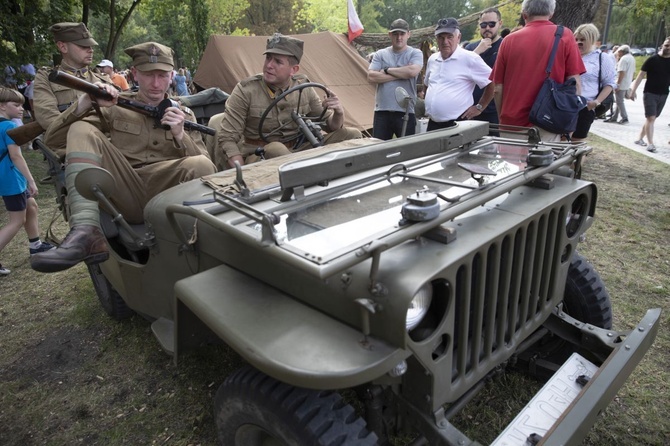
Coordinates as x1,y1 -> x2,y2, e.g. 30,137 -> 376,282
0,88 -> 54,275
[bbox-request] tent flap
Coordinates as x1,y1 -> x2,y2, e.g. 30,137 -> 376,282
193,32 -> 375,130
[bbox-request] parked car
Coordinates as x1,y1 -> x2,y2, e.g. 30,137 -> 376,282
630,47 -> 643,56
643,47 -> 658,56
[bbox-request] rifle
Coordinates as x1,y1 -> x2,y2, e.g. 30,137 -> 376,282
7,121 -> 45,146
48,70 -> 216,135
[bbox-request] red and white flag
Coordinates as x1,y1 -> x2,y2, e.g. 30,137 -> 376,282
347,0 -> 364,43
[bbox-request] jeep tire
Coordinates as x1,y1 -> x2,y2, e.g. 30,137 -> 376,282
215,365 -> 378,446
87,263 -> 133,320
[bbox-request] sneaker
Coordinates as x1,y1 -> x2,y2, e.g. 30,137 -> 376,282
634,139 -> 647,147
647,144 -> 657,153
0,264 -> 10,275
29,241 -> 56,256
618,119 -> 629,124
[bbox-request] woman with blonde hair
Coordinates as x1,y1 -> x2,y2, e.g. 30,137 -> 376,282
571,23 -> 617,142
174,68 -> 189,96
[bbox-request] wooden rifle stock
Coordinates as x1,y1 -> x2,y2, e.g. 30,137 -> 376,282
47,70 -> 215,135
6,121 -> 45,146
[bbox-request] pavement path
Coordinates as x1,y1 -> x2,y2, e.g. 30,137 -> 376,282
589,80 -> 670,166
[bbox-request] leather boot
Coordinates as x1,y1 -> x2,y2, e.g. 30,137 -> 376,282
31,225 -> 109,273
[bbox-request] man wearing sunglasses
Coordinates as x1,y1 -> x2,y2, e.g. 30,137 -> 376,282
465,8 -> 503,134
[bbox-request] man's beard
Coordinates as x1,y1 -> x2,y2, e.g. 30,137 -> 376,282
481,31 -> 498,40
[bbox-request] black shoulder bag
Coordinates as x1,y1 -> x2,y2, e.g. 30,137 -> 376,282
529,26 -> 586,135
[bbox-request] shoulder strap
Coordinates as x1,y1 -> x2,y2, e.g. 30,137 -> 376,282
598,51 -> 604,89
0,118 -> 13,162
545,25 -> 564,77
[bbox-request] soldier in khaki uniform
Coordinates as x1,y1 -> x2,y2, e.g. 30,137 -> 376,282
33,22 -> 112,154
32,42 -> 216,273
217,33 -> 361,170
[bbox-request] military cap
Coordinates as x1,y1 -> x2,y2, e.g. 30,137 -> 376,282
264,33 -> 304,63
124,42 -> 174,72
50,22 -> 98,46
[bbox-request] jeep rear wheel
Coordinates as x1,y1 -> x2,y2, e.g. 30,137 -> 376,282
87,264 -> 133,320
215,366 -> 378,446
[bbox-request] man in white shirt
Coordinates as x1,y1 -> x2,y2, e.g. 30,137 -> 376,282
424,17 -> 495,131
605,45 -> 636,124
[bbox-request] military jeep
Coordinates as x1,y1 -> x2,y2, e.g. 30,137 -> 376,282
69,121 -> 659,445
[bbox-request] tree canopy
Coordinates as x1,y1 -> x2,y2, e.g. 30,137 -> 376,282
1,0 -> 668,82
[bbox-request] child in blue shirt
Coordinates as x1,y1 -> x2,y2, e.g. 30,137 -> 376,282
0,87 -> 54,275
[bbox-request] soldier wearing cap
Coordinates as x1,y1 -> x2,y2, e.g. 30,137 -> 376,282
31,42 -> 216,273
368,18 -> 424,140
423,17 -> 495,132
216,33 -> 361,170
33,22 -> 112,153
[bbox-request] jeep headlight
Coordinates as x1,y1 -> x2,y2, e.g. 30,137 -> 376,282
406,284 -> 432,331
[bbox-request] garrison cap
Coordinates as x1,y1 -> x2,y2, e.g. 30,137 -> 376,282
50,22 -> 98,46
124,42 -> 174,72
264,34 -> 304,63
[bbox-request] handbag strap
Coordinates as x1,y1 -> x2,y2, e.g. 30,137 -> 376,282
545,25 -> 564,77
598,51 -> 604,90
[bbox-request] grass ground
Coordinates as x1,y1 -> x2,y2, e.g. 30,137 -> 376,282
0,136 -> 668,445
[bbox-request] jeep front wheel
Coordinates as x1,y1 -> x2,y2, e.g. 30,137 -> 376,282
215,366 -> 378,446
87,264 -> 133,320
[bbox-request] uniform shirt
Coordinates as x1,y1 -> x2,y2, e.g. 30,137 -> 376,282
0,119 -> 27,197
641,54 -> 670,95
33,63 -> 112,136
44,91 -> 208,167
218,74 -> 333,159
369,46 -> 424,113
424,46 -> 492,122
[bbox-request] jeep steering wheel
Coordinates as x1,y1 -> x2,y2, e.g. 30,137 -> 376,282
258,82 -> 330,147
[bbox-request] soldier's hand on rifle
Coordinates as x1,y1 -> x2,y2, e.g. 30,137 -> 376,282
76,82 -> 118,114
160,106 -> 187,141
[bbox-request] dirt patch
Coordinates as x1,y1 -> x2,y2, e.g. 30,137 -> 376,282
0,326 -> 104,385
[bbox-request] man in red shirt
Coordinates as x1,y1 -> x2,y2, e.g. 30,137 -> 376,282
491,0 -> 585,141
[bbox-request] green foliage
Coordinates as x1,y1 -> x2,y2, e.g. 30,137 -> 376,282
206,0 -> 249,35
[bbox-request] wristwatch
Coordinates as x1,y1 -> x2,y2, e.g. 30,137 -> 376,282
384,67 -> 390,75
475,104 -> 483,111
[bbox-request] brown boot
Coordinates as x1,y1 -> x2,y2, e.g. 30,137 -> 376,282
31,225 -> 109,273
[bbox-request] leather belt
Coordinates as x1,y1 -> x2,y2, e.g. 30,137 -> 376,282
245,137 -> 296,149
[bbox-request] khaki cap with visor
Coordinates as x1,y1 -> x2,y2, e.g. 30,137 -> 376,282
50,22 -> 98,46
264,34 -> 304,63
125,42 -> 175,72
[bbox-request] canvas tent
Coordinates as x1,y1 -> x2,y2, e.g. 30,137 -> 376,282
193,32 -> 376,131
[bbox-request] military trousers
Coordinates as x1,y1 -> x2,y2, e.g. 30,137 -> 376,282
67,121 -> 216,224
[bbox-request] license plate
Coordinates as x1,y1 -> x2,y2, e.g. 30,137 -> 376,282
491,353 -> 598,445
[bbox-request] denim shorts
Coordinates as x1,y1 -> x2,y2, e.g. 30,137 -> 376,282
642,92 -> 668,118
2,190 -> 29,212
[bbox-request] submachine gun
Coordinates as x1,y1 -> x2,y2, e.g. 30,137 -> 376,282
48,70 -> 216,135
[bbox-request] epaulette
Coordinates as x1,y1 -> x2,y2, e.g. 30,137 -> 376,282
291,73 -> 312,84
239,74 -> 264,87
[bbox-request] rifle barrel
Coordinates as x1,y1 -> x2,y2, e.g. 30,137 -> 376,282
48,70 -> 215,135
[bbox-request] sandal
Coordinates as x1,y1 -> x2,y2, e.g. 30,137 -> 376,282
634,139 -> 647,147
